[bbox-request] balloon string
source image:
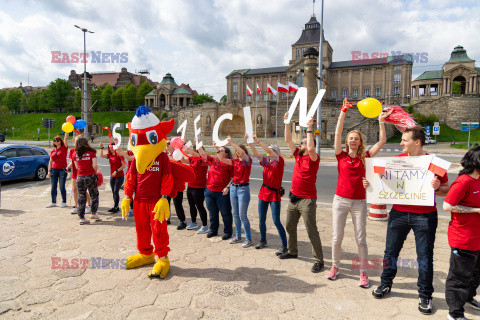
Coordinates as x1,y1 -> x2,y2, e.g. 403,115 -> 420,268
73,129 -> 83,136
102,126 -> 112,143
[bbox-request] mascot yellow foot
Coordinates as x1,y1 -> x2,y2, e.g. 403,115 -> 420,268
126,253 -> 155,269
148,256 -> 170,279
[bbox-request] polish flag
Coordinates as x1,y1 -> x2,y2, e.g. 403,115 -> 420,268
267,83 -> 277,97
288,81 -> 299,92
373,159 -> 386,175
246,84 -> 253,96
428,156 -> 451,177
256,84 -> 262,95
277,82 -> 289,93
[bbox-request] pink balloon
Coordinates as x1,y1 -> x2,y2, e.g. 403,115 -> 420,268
170,137 -> 183,149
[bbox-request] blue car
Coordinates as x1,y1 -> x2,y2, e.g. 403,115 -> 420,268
0,144 -> 50,182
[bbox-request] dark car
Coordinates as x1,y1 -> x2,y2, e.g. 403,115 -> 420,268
0,134 -> 5,143
0,144 -> 50,182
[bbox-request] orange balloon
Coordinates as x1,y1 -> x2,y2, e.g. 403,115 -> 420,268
66,115 -> 76,124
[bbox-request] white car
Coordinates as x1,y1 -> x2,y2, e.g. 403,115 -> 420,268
425,136 -> 437,145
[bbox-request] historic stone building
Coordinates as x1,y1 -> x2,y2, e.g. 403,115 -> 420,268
410,45 -> 480,130
144,73 -> 195,110
68,67 -> 156,89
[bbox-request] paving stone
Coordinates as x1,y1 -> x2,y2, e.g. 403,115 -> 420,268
127,306 -> 167,319
0,300 -> 21,315
164,307 -> 203,320
84,290 -> 124,307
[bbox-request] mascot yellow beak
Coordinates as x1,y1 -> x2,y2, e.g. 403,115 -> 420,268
132,139 -> 167,174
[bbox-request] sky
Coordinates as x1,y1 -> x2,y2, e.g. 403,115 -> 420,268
0,0 -> 478,100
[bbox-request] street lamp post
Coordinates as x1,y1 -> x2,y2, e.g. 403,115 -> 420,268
316,0 -> 324,155
74,25 -> 94,139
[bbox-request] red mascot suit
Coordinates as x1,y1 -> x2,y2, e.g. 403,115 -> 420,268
121,106 -> 195,278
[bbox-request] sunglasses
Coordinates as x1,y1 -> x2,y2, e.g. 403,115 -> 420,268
53,139 -> 60,142
300,141 -> 306,145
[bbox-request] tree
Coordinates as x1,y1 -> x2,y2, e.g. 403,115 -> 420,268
0,90 -> 6,106
111,87 -> 125,110
91,87 -> 102,111
137,82 -> 154,107
123,83 -> 137,110
452,81 -> 461,94
3,89 -> 24,113
193,93 -> 216,105
46,78 -> 75,112
75,90 -> 82,109
0,106 -> 12,133
101,84 -> 114,111
26,90 -> 47,112
220,95 -> 227,103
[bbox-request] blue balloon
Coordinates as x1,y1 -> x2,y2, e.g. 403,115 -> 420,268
74,120 -> 87,129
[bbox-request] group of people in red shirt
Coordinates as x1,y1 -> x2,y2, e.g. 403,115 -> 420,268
46,134 -> 129,225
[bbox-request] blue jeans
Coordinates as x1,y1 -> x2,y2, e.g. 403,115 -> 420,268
230,185 -> 251,239
205,188 -> 233,236
380,209 -> 438,299
51,168 -> 67,204
258,199 -> 287,246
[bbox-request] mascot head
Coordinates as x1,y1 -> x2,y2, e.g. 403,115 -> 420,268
128,106 -> 174,174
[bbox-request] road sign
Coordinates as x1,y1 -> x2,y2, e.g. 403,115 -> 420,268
314,129 -> 321,136
433,125 -> 440,135
434,122 -> 439,127
461,122 -> 479,132
425,126 -> 431,135
42,118 -> 55,129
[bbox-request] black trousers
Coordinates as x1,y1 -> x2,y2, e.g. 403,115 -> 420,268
170,191 -> 186,222
77,174 -> 99,219
187,187 -> 208,226
445,247 -> 480,318
110,176 -> 124,208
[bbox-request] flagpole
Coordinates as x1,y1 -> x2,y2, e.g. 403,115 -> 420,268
255,91 -> 257,133
316,0 -> 324,156
276,93 -> 278,138
265,93 -> 267,138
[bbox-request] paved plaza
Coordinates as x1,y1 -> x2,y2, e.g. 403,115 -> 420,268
0,169 -> 479,319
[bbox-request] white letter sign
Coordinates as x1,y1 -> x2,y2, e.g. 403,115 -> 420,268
193,114 -> 203,150
212,113 -> 232,147
284,88 -> 326,127
243,107 -> 254,143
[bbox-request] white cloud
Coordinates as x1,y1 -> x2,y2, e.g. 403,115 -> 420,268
0,0 -> 478,99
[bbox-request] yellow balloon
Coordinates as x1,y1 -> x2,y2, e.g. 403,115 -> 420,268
357,98 -> 383,118
62,122 -> 74,133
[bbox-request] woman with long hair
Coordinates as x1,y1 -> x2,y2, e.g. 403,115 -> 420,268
74,137 -> 100,224
46,132 -> 69,208
248,133 -> 287,254
198,143 -> 234,240
99,139 -> 126,213
443,146 -> 480,320
219,136 -> 253,248
326,99 -> 390,288
67,135 -> 91,214
184,145 -> 209,233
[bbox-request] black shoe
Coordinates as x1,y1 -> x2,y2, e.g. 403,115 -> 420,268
112,207 -> 120,213
275,246 -> 288,256
255,241 -> 267,249
418,297 -> 432,314
311,262 -> 324,273
467,298 -> 480,310
279,252 -> 298,259
166,219 -> 171,225
206,232 -> 217,238
177,222 -> 187,230
221,234 -> 232,240
372,284 -> 391,299
108,207 -> 115,212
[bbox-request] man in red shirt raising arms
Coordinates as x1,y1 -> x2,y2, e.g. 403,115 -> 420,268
280,113 -> 324,273
370,126 -> 449,315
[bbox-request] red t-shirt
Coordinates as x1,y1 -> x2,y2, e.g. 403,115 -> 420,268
335,151 -> 371,200
291,148 -> 320,199
107,152 -> 125,177
259,156 -> 285,202
69,148 -> 78,179
188,156 -> 208,189
206,155 -> 233,192
232,156 -> 252,185
445,174 -> 480,251
392,153 -> 448,213
50,145 -> 68,169
75,150 -> 96,177
127,150 -> 134,170
127,152 -> 172,203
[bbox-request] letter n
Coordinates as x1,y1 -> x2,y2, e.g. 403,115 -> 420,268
91,257 -> 101,269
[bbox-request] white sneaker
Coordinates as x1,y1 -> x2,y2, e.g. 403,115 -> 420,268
71,208 -> 79,214
79,219 -> 89,225
45,203 -> 57,208
196,226 -> 209,234
85,206 -> 92,214
90,214 -> 101,221
186,222 -> 198,230
60,202 -> 68,208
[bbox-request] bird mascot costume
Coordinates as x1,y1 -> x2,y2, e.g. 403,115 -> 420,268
121,106 -> 195,278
